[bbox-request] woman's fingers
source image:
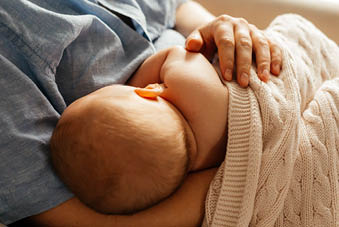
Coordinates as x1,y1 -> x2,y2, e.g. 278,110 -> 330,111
251,24 -> 282,78
269,39 -> 282,75
214,21 -> 235,81
185,30 -> 204,52
185,15 -> 283,87
187,15 -> 237,82
250,25 -> 271,82
186,22 -> 216,60
234,18 -> 252,87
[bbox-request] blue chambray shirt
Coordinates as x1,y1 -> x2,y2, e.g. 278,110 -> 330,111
0,0 -> 186,224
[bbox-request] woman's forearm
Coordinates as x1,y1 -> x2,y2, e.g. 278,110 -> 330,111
23,168 -> 217,227
119,168 -> 218,227
175,1 -> 215,37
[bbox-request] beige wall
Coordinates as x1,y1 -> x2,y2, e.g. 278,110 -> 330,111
195,0 -> 339,43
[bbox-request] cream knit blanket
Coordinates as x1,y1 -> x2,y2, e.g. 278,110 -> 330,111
203,14 -> 339,227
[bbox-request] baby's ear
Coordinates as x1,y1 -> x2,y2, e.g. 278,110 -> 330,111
134,83 -> 165,99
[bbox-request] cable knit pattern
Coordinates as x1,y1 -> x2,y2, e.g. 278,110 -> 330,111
203,14 -> 339,227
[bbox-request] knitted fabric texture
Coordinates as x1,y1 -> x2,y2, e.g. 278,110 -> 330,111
203,14 -> 339,227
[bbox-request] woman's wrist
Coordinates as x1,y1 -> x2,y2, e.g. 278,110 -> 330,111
175,1 -> 215,37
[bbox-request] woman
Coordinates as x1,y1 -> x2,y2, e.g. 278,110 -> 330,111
0,0 -> 281,226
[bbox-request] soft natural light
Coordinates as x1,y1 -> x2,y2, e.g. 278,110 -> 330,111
274,0 -> 339,10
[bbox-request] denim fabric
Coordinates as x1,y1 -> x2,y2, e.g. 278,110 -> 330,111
0,0 -> 186,224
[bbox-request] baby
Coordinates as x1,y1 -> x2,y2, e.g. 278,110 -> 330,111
50,46 -> 229,214
52,14 -> 339,226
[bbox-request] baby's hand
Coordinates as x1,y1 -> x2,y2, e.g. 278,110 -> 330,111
185,15 -> 282,87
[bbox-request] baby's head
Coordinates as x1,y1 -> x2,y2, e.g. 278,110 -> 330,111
51,85 -> 192,214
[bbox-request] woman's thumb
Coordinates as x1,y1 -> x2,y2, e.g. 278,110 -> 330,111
185,30 -> 203,52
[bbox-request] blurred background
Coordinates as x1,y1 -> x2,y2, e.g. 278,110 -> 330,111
195,0 -> 339,43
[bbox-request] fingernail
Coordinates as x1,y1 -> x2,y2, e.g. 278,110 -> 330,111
261,69 -> 270,82
224,69 -> 232,81
241,72 -> 249,86
186,34 -> 199,45
186,38 -> 200,51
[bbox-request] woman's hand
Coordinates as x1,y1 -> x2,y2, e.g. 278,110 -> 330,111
185,15 -> 282,87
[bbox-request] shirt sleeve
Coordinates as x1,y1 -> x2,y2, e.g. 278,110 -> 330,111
0,54 -> 74,225
0,0 -> 142,223
0,1 -> 77,224
136,0 -> 188,41
97,0 -> 188,42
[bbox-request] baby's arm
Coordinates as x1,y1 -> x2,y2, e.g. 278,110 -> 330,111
159,46 -> 229,171
129,46 -> 228,170
127,48 -> 173,87
128,46 -> 220,87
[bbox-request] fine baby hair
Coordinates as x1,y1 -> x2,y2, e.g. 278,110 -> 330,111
50,85 -> 189,214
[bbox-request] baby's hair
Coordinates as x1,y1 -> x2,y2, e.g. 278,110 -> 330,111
51,92 -> 189,214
